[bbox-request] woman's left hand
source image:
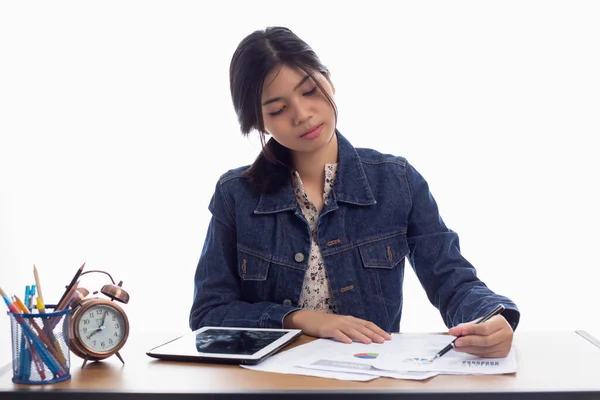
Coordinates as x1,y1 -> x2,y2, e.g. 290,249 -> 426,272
447,315 -> 514,358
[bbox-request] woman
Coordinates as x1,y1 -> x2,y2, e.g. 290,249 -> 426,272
189,26 -> 519,358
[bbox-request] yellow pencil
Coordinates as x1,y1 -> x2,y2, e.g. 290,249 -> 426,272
33,265 -> 46,313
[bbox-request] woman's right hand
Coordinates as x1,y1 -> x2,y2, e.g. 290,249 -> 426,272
283,310 -> 392,344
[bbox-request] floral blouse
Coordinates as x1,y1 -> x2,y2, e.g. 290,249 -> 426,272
291,163 -> 338,314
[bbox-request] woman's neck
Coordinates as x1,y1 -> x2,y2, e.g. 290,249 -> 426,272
292,133 -> 338,185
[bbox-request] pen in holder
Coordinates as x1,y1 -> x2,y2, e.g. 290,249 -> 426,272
7,308 -> 71,384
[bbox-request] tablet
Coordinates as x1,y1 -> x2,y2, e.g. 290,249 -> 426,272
146,326 -> 302,365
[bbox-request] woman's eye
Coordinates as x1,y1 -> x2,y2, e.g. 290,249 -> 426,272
269,107 -> 285,116
303,87 -> 317,96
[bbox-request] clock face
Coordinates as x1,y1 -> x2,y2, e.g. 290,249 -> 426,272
76,303 -> 127,353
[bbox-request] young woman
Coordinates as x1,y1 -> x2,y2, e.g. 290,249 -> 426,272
189,26 -> 520,358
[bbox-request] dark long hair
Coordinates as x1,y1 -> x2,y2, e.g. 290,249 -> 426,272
229,26 -> 338,195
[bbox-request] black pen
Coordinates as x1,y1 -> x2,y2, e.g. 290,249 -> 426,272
431,304 -> 505,361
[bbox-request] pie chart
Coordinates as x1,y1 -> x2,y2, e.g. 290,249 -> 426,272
353,352 -> 378,359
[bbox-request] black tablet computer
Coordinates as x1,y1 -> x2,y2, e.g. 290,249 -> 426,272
146,326 -> 302,365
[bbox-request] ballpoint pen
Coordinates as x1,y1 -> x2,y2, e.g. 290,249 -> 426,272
56,262 -> 85,307
431,304 -> 506,361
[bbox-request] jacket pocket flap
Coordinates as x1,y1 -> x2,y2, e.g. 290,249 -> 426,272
358,234 -> 409,269
237,250 -> 270,281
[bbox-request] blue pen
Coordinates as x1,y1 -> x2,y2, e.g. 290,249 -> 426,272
29,285 -> 36,310
18,287 -> 32,379
24,286 -> 30,312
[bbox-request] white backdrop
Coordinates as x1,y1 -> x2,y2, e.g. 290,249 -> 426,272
1,1 -> 599,364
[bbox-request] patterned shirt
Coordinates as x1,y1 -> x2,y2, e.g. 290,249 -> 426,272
292,163 -> 338,314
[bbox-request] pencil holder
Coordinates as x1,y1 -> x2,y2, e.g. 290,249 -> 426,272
7,308 -> 71,384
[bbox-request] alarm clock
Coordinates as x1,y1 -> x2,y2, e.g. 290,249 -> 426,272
68,269 -> 130,368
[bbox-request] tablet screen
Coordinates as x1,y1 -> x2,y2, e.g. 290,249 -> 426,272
195,329 -> 286,355
146,326 -> 302,365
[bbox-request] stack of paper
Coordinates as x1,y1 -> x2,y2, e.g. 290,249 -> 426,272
242,333 -> 516,381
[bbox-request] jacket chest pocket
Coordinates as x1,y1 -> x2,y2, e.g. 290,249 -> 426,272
237,249 -> 270,302
358,233 -> 409,270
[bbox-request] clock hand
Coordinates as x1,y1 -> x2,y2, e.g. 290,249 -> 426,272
100,310 -> 108,328
87,328 -> 101,339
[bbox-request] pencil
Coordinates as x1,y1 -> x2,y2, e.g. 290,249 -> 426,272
0,286 -> 9,302
56,262 -> 85,307
33,265 -> 46,313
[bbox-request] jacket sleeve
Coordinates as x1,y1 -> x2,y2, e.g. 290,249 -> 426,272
404,162 -> 520,330
189,178 -> 298,331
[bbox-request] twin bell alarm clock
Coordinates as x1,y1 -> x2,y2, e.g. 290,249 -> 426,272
67,269 -> 130,368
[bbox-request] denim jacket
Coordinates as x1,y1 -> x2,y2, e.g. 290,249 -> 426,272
189,131 -> 520,332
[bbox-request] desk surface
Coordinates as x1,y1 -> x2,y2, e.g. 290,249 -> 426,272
1,330 -> 600,400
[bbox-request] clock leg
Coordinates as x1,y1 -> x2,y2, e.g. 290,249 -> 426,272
81,356 -> 89,369
115,351 -> 125,365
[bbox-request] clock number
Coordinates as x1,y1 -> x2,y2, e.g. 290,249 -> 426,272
114,332 -> 119,337
96,309 -> 103,316
112,316 -> 117,321
115,323 -> 120,329
101,342 -> 105,347
83,327 -> 88,333
93,340 -> 96,346
88,312 -> 94,318
83,319 -> 90,325
109,339 -> 113,344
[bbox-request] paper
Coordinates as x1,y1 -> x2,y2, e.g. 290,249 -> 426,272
240,339 -> 378,381
371,334 -> 517,375
293,338 -> 438,380
295,333 -> 516,377
243,333 -> 516,381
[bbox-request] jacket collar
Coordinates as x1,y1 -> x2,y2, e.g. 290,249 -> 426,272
254,130 -> 376,214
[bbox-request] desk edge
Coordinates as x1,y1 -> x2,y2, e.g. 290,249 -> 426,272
575,330 -> 600,349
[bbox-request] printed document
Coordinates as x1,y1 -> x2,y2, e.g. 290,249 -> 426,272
296,333 -> 516,376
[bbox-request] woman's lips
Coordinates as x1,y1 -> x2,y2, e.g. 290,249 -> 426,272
301,124 -> 324,139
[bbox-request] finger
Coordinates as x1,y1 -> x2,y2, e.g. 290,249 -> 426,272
355,325 -> 386,344
455,326 -> 509,348
360,321 -> 392,342
461,316 -> 507,337
329,329 -> 354,344
448,320 -> 479,336
343,327 -> 375,344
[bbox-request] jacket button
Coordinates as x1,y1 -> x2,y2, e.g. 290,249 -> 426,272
294,253 -> 305,262
283,299 -> 292,306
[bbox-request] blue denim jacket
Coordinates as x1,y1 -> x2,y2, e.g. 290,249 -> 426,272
189,131 -> 520,332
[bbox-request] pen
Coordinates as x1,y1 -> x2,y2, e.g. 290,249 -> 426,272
56,262 -> 85,308
432,304 -> 505,361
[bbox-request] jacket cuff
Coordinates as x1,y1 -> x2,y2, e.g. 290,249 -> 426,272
501,308 -> 521,331
261,304 -> 300,328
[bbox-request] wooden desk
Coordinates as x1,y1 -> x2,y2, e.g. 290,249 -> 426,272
1,331 -> 600,399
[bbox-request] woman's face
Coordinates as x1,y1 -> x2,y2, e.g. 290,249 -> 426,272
260,64 -> 336,155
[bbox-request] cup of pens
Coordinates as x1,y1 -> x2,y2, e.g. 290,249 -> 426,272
7,307 -> 72,384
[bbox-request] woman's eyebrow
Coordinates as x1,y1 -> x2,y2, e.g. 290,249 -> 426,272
262,75 -> 311,106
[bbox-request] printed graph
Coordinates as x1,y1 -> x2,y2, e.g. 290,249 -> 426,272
402,357 -> 433,365
353,352 -> 379,359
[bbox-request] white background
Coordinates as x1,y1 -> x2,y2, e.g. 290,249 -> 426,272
1,1 -> 599,365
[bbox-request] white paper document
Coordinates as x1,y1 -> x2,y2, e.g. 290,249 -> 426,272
243,333 -> 515,381
240,338 -> 379,381
296,333 -> 516,376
